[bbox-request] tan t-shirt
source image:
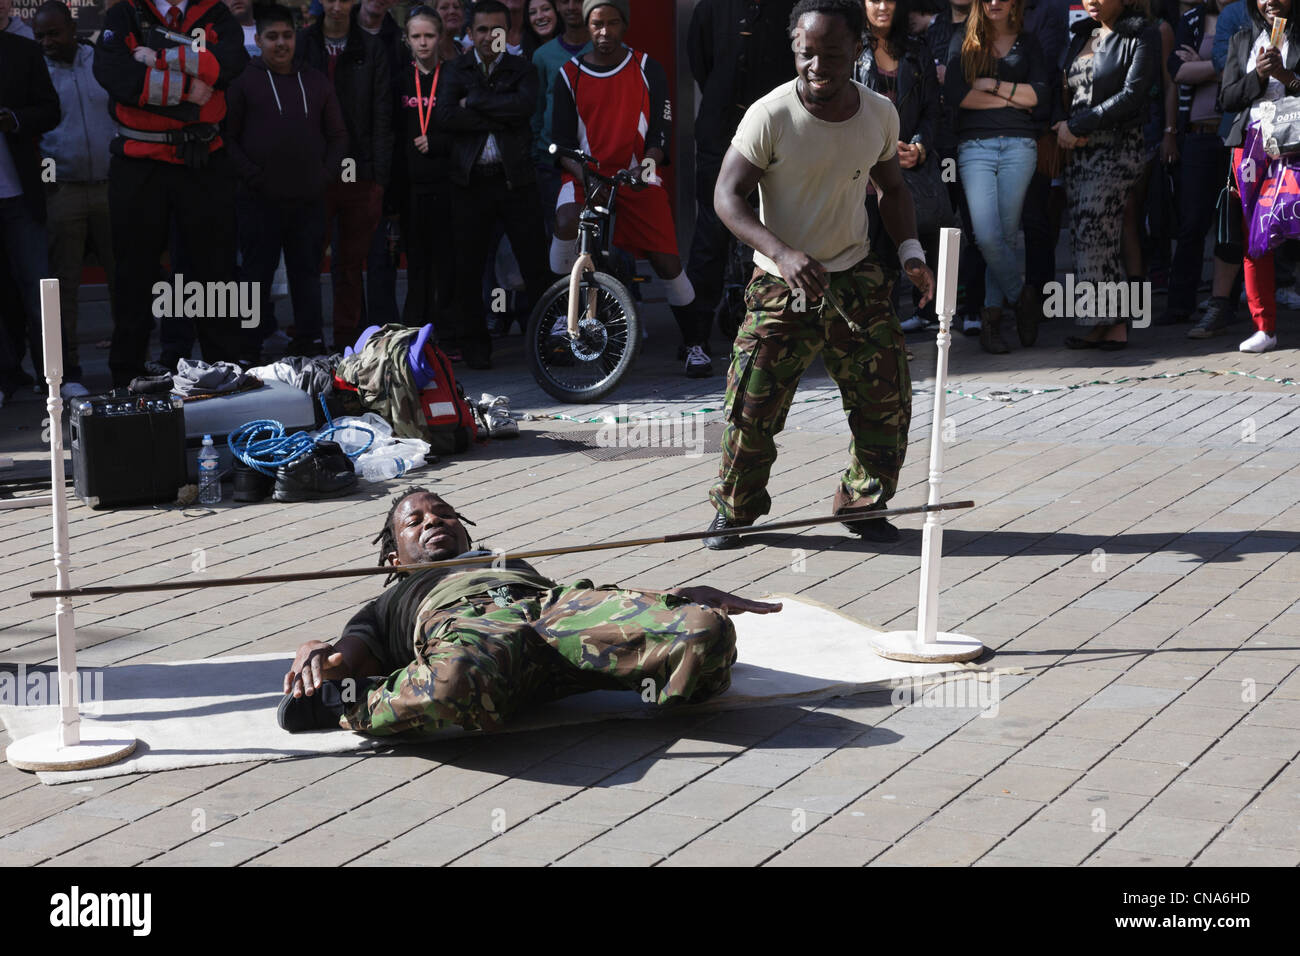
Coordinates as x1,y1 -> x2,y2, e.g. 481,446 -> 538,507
731,79 -> 900,276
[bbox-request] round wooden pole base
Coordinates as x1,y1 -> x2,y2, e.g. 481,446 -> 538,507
5,731 -> 138,772
872,630 -> 985,663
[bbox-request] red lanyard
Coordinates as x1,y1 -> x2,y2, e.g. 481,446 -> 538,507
414,61 -> 439,138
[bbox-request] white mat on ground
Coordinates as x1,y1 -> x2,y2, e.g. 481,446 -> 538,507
1,596 -> 978,784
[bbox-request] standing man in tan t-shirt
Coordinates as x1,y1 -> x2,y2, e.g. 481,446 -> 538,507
703,0 -> 934,550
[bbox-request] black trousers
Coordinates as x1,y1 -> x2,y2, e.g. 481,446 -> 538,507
402,180 -> 456,330
448,166 -> 550,357
1021,169 -> 1056,298
684,149 -> 729,344
235,191 -> 326,353
108,150 -> 239,385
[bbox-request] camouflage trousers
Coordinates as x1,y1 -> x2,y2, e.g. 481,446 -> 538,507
710,255 -> 912,523
342,581 -> 737,736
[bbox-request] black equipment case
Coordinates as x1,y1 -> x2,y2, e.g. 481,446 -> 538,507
69,391 -> 187,509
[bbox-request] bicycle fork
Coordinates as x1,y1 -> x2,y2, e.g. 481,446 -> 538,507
565,252 -> 600,337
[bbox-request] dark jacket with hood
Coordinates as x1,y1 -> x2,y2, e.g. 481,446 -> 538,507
435,48 -> 538,189
1219,19 -> 1300,147
1056,10 -> 1161,135
224,58 -> 349,200
294,17 -> 394,187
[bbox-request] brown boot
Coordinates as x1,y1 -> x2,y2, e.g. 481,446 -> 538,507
979,306 -> 1010,354
1016,286 -> 1041,347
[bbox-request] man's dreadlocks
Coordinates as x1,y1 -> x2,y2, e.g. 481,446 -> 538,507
372,486 -> 478,585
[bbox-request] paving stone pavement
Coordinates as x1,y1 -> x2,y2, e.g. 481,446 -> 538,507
1,280 -> 1299,868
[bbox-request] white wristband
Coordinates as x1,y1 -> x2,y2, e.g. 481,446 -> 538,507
898,239 -> 925,266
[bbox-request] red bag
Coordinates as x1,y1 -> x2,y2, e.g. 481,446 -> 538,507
417,342 -> 478,455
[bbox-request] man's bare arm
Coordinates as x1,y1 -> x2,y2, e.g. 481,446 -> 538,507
283,634 -> 382,698
714,145 -> 829,298
871,152 -> 935,308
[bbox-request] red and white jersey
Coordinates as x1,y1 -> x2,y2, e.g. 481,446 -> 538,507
557,47 -> 661,180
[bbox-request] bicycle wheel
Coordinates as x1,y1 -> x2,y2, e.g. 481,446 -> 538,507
525,271 -> 641,403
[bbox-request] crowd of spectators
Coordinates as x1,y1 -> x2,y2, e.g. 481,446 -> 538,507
0,0 -> 1290,409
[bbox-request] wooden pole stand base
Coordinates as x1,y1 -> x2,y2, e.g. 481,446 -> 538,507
871,630 -> 984,664
5,731 -> 138,773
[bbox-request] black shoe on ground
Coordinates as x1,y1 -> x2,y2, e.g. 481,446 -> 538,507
233,457 -> 275,502
846,515 -> 901,543
272,440 -> 358,502
276,679 -> 348,733
677,341 -> 715,360
1187,299 -> 1234,339
838,503 -> 902,542
703,511 -> 745,550
684,344 -> 713,378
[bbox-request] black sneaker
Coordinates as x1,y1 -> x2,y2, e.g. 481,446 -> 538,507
703,511 -> 745,550
684,345 -> 713,378
677,341 -> 715,360
233,457 -> 275,503
272,440 -> 358,502
276,679 -> 348,733
1187,299 -> 1234,339
838,504 -> 902,543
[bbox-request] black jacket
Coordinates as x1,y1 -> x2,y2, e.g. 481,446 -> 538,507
295,19 -> 394,187
1057,12 -> 1161,135
394,55 -> 453,192
0,31 -> 60,223
435,49 -> 538,189
687,0 -> 798,159
1219,24 -> 1299,147
945,30 -> 1052,142
855,36 -> 940,152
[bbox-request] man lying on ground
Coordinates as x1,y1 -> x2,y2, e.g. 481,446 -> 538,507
278,487 -> 782,733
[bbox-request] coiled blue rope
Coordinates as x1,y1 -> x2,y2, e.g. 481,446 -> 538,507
229,394 -> 375,476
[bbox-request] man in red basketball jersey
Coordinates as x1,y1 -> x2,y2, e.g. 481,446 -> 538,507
549,0 -> 711,378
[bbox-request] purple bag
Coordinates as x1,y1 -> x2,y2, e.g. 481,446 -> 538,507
1240,120 -> 1300,259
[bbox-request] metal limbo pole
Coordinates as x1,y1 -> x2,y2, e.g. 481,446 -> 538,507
4,279 -> 136,772
873,228 -> 984,663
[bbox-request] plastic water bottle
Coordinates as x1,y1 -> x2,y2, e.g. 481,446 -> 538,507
360,456 -> 408,481
198,434 -> 222,504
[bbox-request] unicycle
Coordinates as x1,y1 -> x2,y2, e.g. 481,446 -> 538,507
526,145 -> 643,403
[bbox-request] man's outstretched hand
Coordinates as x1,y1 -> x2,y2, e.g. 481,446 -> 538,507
284,640 -> 347,698
671,586 -> 782,615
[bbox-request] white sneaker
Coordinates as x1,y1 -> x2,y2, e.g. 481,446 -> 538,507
549,317 -> 568,337
1239,330 -> 1277,353
477,393 -> 518,438
684,344 -> 712,378
1274,288 -> 1300,309
899,314 -> 924,332
60,382 -> 90,399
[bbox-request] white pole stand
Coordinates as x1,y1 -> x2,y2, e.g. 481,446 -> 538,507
4,279 -> 136,772
872,229 -> 984,665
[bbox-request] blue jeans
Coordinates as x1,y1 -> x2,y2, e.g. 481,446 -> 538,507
958,136 -> 1037,309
